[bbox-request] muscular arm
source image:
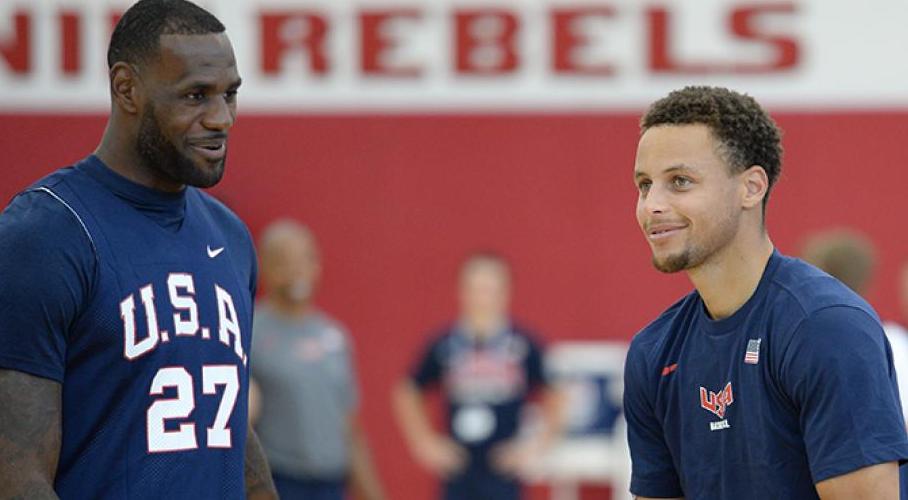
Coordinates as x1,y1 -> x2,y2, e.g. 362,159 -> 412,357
244,426 -> 277,500
0,369 -> 61,500
815,461 -> 899,499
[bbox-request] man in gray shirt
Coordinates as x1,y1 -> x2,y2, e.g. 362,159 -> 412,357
250,219 -> 385,500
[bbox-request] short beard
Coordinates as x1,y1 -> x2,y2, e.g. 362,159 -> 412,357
652,250 -> 695,273
650,208 -> 741,274
136,103 -> 226,189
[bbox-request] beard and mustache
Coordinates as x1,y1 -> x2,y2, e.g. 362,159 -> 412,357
136,102 -> 227,189
650,209 -> 741,274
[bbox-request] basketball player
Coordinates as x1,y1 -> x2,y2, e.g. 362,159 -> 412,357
624,86 -> 908,499
0,1 -> 276,498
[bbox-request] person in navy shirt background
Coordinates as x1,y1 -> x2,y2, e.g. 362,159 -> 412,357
394,252 -> 564,500
625,86 -> 908,499
0,1 -> 276,498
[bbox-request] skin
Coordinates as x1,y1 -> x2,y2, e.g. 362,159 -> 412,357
393,262 -> 565,479
633,123 -> 899,498
457,260 -> 511,338
0,33 -> 277,499
95,33 -> 242,191
251,224 -> 387,500
258,223 -> 321,317
0,370 -> 60,499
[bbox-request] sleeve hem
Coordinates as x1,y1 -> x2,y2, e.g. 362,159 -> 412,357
0,355 -> 65,383
812,443 -> 908,483
630,478 -> 684,498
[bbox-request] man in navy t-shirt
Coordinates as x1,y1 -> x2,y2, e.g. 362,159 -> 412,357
394,252 -> 563,500
0,1 -> 276,498
625,86 -> 908,499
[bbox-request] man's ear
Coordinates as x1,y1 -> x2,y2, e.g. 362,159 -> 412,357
109,62 -> 143,115
740,165 -> 769,210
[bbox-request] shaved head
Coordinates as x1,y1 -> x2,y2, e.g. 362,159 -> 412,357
259,219 -> 321,306
259,219 -> 319,261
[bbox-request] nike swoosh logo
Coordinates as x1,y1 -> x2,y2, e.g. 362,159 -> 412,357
207,245 -> 225,258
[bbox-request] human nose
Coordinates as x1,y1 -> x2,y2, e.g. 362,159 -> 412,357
639,183 -> 669,215
202,96 -> 235,131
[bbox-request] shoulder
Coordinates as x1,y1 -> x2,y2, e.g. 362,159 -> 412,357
779,306 -> 888,382
768,253 -> 876,320
420,325 -> 458,356
1,184 -> 96,260
760,254 -> 880,354
509,322 -> 545,348
312,309 -> 347,332
192,190 -> 254,244
311,309 -> 354,346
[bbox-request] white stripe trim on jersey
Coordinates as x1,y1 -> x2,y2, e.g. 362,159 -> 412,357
30,186 -> 99,260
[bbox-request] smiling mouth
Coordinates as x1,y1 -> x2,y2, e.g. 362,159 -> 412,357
189,141 -> 226,161
647,225 -> 688,241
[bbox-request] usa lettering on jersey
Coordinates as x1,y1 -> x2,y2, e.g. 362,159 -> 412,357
119,273 -> 245,453
120,273 -> 246,365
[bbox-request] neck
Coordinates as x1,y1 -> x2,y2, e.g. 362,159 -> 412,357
462,315 -> 506,339
687,228 -> 774,320
95,119 -> 184,193
268,296 -> 313,318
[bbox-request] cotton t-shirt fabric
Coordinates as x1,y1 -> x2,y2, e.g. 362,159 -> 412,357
624,250 -> 908,499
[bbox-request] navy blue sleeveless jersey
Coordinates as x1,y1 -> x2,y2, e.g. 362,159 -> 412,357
0,156 -> 257,499
624,250 -> 908,499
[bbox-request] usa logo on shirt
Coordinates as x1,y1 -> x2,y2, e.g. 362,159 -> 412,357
700,382 -> 734,431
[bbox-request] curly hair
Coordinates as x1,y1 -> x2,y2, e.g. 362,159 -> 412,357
107,0 -> 225,69
641,86 -> 783,210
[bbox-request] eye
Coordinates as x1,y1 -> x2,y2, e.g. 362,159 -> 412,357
672,176 -> 692,189
185,91 -> 205,103
224,89 -> 238,102
637,179 -> 652,194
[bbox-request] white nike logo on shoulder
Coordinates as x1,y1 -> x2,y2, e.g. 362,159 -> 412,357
207,245 -> 225,258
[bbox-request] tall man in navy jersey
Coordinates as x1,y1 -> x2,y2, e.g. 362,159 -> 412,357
0,0 -> 276,498
625,85 -> 908,499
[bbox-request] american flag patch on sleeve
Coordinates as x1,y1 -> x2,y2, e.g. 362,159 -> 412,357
744,338 -> 762,365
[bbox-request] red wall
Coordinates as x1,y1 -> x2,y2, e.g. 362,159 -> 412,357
2,112 -> 908,498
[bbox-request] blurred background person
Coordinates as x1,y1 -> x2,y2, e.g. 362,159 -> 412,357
393,252 -> 564,500
250,219 -> 386,500
801,228 -> 908,421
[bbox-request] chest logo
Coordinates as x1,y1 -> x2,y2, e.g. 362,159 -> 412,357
699,382 -> 734,419
207,245 -> 225,258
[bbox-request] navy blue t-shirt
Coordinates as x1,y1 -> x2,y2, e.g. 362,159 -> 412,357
0,156 -> 257,499
624,250 -> 908,499
410,323 -> 548,470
